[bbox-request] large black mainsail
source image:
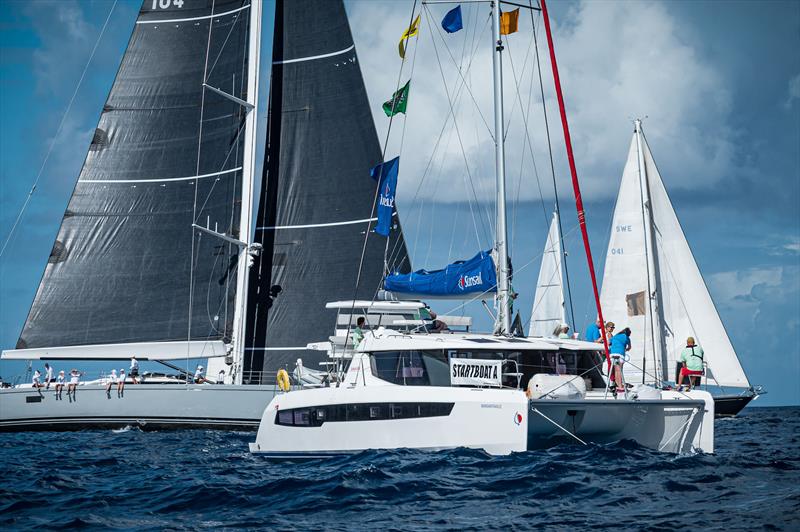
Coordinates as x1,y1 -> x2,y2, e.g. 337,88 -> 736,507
17,0 -> 254,352
244,0 -> 410,381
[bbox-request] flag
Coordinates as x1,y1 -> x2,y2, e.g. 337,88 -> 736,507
398,14 -> 421,58
370,157 -> 400,237
441,5 -> 463,33
382,81 -> 411,117
500,8 -> 519,35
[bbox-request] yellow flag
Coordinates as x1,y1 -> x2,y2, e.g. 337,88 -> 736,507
500,8 -> 519,35
398,14 -> 421,59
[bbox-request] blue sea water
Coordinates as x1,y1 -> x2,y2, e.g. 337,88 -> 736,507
1,407 -> 798,531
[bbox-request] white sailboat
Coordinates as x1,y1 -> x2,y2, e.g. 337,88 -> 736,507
600,119 -> 760,416
250,0 -> 715,457
529,212 -> 566,338
0,0 -> 409,431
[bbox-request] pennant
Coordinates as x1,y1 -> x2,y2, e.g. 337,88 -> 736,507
370,157 -> 400,237
382,80 -> 411,117
441,5 -> 463,34
500,8 -> 519,35
398,14 -> 421,58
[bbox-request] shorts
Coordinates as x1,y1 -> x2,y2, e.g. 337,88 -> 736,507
680,367 -> 703,377
130,368 -> 139,376
611,355 -> 624,366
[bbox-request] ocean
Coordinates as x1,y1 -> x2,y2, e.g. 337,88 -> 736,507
1,406 -> 798,530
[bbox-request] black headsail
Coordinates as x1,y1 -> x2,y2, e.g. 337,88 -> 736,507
244,0 -> 410,381
17,0 -> 254,351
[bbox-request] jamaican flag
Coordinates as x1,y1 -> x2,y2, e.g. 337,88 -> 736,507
382,81 -> 410,117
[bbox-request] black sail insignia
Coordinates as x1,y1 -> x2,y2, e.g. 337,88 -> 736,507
244,0 -> 410,381
17,0 -> 253,349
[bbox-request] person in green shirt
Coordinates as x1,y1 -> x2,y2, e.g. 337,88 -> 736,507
676,336 -> 705,390
352,317 -> 366,348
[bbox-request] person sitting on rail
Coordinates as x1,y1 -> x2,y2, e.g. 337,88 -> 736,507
54,370 -> 65,400
676,337 -> 704,391
105,369 -> 118,398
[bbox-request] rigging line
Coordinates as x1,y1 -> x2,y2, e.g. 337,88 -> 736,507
205,3 -> 244,79
403,10 -> 490,219
0,0 -> 118,260
188,0 -> 217,367
503,31 -> 550,249
343,0 -> 420,362
423,6 -> 494,242
530,4 -> 577,333
427,5 -> 494,139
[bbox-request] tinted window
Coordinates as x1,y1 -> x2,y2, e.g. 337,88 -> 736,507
274,402 -> 454,427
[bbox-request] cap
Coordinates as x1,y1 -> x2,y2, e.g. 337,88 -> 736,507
198,365 -> 204,370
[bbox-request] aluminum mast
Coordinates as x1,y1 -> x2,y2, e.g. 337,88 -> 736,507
230,0 -> 263,384
491,0 -> 511,335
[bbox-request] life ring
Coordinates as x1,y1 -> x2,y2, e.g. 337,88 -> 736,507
276,369 -> 291,392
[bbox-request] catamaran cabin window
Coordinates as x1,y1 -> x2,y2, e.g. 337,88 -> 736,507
274,402 -> 454,427
370,351 -> 451,386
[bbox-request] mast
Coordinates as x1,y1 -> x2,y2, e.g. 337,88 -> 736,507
634,119 -> 666,383
230,0 -> 263,385
492,0 -> 511,335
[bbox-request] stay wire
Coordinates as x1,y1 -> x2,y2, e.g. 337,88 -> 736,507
341,0 -> 420,362
0,0 -> 119,259
530,4 -> 577,331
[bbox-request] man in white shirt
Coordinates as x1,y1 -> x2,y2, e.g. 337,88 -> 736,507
130,356 -> 139,384
44,363 -> 54,389
194,365 -> 206,384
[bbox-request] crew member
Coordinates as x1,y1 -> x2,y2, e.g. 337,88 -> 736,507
117,369 -> 126,397
585,318 -> 602,343
55,371 -> 65,400
44,363 -> 54,390
352,317 -> 366,347
194,365 -> 206,384
609,327 -> 632,393
677,337 -> 705,390
130,356 -> 139,384
105,369 -> 118,398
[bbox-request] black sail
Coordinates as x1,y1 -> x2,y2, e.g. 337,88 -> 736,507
17,0 -> 253,349
244,0 -> 410,381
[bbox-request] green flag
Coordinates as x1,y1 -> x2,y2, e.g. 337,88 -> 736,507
382,81 -> 410,117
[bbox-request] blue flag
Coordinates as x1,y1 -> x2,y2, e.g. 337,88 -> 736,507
370,157 -> 399,237
441,5 -> 463,33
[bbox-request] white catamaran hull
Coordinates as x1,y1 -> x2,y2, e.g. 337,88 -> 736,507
249,387 -> 714,457
0,385 -> 276,432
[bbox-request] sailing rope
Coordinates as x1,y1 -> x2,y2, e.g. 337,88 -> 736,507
530,407 -> 587,445
529,4 -> 577,332
0,0 -> 118,259
540,0 -> 611,371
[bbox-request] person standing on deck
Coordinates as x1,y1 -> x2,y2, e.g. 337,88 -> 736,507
44,363 -> 53,389
677,337 -> 705,391
609,327 -> 632,393
352,317 -> 366,347
585,318 -> 602,343
217,369 -> 226,384
129,356 -> 139,384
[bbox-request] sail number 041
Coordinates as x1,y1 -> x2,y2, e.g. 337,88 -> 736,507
152,0 -> 184,9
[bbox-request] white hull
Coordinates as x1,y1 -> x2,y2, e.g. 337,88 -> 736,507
249,387 -> 713,457
0,384 -> 276,431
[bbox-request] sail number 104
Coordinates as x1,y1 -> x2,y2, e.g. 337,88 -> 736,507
152,0 -> 184,9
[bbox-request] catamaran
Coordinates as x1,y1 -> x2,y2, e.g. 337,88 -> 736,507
600,120 -> 762,417
0,0 -> 410,430
250,0 -> 714,457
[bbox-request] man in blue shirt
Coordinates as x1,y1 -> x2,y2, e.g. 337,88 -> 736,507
609,327 -> 631,393
585,318 -> 602,343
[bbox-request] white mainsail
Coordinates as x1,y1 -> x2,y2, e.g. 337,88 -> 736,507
529,212 -> 566,337
600,121 -> 749,388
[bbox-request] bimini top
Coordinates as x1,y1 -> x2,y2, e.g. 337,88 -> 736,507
358,328 -> 603,353
325,300 -> 426,312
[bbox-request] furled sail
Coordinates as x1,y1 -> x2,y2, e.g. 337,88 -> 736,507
16,0 -> 254,353
244,0 -> 410,381
529,213 -> 565,337
384,250 -> 497,298
600,125 -> 749,388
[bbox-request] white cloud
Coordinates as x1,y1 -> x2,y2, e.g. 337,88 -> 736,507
708,266 -> 783,310
347,0 -> 738,206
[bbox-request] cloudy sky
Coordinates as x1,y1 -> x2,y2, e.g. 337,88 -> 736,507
0,0 -> 798,405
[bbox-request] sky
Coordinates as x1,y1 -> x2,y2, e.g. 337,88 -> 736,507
0,0 -> 798,405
